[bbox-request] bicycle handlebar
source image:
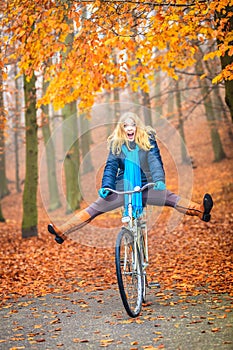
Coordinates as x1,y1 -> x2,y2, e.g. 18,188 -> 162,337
104,183 -> 156,195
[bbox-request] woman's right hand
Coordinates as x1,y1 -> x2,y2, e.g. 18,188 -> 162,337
98,188 -> 110,198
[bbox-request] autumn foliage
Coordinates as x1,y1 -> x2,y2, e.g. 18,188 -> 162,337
2,0 -> 233,111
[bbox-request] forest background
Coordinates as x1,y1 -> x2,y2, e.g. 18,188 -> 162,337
0,0 -> 233,304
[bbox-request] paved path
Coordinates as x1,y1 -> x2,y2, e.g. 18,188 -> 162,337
1,287 -> 232,349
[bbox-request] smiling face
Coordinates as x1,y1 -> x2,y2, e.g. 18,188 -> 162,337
123,117 -> 137,142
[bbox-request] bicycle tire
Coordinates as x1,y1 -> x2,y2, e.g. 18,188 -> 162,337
115,227 -> 143,318
139,228 -> 147,303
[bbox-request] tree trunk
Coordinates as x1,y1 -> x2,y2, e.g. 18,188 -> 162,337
113,87 -> 120,123
14,124 -> 21,193
62,102 -> 81,213
131,89 -> 141,116
203,92 -> 226,162
196,57 -> 226,162
0,200 -> 5,222
142,90 -> 152,125
175,79 -> 189,164
0,61 -> 9,199
22,74 -> 38,238
14,65 -> 22,193
203,55 -> 231,124
41,106 -> 61,211
58,20 -> 81,212
154,71 -> 163,121
167,79 -> 175,120
105,91 -> 115,135
215,6 -> 233,122
222,66 -> 233,122
42,124 -> 61,211
80,113 -> 94,174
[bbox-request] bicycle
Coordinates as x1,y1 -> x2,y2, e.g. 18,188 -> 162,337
105,183 -> 160,318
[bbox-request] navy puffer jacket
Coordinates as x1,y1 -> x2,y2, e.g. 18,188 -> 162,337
101,134 -> 165,190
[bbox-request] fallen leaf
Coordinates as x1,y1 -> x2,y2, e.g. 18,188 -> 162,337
211,328 -> 220,332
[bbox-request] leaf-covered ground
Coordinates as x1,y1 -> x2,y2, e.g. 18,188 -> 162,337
0,120 -> 233,307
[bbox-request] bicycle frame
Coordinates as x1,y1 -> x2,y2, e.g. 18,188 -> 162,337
108,183 -> 161,316
123,193 -> 138,270
106,183 -> 155,280
108,183 -> 157,317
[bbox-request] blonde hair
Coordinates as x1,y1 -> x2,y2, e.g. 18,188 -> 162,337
107,112 -> 156,155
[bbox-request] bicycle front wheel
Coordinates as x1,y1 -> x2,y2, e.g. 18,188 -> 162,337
115,228 -> 143,318
139,230 -> 147,303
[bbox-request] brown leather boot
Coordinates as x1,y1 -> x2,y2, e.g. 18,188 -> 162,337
48,210 -> 92,244
48,223 -> 66,244
175,193 -> 213,222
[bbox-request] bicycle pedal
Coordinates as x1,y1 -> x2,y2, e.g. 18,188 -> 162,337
148,282 -> 160,289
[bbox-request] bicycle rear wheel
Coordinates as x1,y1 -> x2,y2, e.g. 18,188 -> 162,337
115,228 -> 143,318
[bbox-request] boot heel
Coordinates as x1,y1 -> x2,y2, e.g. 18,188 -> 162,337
48,224 -> 65,244
202,213 -> 211,222
55,236 -> 64,244
204,194 -> 213,212
202,194 -> 213,222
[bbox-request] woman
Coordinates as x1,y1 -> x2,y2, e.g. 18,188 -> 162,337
48,112 -> 213,244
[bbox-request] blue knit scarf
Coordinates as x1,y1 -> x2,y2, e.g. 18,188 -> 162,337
122,144 -> 143,218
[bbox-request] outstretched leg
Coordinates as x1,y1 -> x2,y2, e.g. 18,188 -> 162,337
48,209 -> 92,244
48,192 -> 124,244
146,189 -> 213,222
175,193 -> 213,222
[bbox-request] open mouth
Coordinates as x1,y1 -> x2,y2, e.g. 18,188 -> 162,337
127,132 -> 135,140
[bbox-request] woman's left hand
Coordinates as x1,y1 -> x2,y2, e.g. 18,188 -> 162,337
153,181 -> 166,191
